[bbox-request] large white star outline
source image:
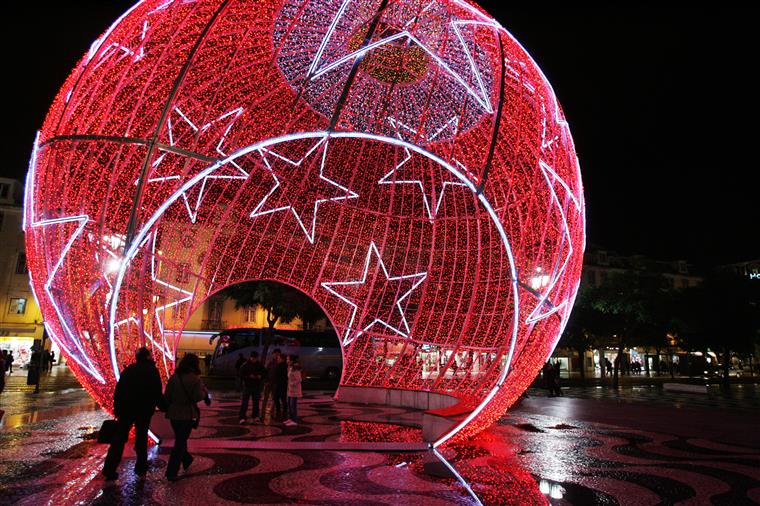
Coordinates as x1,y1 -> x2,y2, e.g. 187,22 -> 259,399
525,160 -> 581,324
251,137 -> 358,243
29,215 -> 106,383
306,0 -> 498,113
114,232 -> 188,375
379,117 -> 468,221
321,242 -> 427,347
25,135 -> 105,382
145,106 -> 247,223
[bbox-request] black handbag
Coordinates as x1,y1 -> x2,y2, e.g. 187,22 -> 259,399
98,419 -> 119,444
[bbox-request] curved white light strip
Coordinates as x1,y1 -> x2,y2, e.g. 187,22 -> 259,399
87,0 -> 147,62
22,131 -> 40,233
432,447 -> 483,506
108,131 -> 520,448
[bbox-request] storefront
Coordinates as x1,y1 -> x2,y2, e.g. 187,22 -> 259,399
0,334 -> 61,368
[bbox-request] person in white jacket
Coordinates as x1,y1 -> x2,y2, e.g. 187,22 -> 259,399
284,355 -> 303,426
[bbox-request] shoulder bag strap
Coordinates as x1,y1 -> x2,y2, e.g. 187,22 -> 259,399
177,374 -> 200,420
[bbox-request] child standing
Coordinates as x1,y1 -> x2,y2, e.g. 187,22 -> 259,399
284,355 -> 302,426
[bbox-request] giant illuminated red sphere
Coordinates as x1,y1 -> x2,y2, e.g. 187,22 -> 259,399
25,0 -> 584,443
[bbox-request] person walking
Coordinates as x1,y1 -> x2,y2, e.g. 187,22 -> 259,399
542,361 -> 554,395
238,351 -> 266,424
8,351 -> 14,374
234,353 -> 246,391
552,361 -> 563,396
284,355 -> 302,426
102,347 -> 163,480
0,352 -> 6,394
163,353 -> 210,481
49,350 -> 56,371
273,352 -> 288,421
262,349 -> 282,420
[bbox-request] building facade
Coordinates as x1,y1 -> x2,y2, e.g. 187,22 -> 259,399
0,178 -> 47,366
553,247 -> 704,377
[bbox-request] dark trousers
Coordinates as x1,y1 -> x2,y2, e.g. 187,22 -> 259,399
239,385 -> 262,419
273,386 -> 287,416
166,420 -> 194,478
103,414 -> 151,474
287,396 -> 299,422
261,382 -> 272,415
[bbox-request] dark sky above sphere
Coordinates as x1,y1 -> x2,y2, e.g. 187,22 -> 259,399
4,3 -> 758,267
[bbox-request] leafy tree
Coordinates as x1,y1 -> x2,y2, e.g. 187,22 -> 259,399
589,270 -> 672,388
677,275 -> 760,385
558,287 -> 600,383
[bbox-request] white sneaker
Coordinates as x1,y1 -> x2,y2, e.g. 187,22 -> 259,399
283,419 -> 297,426
239,418 -> 247,424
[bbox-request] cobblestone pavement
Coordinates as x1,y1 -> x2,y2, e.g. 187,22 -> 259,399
1,370 -> 759,505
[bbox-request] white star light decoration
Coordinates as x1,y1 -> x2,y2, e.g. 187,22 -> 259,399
307,10 -> 498,114
251,137 -> 359,243
379,117 -> 468,221
525,97 -> 582,324
321,242 -> 427,346
114,231 -> 186,375
145,106 -> 247,223
30,215 -> 106,382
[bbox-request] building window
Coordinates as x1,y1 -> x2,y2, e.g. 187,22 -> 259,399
0,183 -> 10,199
0,211 -> 4,231
246,306 -> 257,323
8,298 -> 27,315
597,251 -> 609,265
16,253 -> 28,274
677,261 -> 688,274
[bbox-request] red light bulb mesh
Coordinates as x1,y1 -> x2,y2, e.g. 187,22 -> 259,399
25,0 -> 584,442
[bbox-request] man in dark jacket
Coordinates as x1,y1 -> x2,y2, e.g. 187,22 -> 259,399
262,349 -> 282,419
102,347 -> 163,480
272,352 -> 288,420
238,351 -> 266,423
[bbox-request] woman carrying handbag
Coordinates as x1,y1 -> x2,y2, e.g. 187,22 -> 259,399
163,353 -> 210,481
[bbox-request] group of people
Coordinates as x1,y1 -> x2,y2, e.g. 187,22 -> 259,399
101,346 -> 304,482
102,348 -> 210,482
0,350 -> 12,393
599,356 -> 647,376
235,348 -> 303,426
542,361 -> 563,397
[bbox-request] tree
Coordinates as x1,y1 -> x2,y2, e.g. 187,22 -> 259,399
219,281 -> 322,362
589,270 -> 672,388
677,275 -> 760,386
558,288 -> 599,383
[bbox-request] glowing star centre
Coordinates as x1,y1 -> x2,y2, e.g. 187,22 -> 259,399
322,242 -> 427,346
251,138 -> 358,243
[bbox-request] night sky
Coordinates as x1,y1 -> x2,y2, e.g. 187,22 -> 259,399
4,4 -> 758,267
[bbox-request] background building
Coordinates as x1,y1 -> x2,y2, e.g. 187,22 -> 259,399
0,178 -> 49,366
553,246 -> 704,377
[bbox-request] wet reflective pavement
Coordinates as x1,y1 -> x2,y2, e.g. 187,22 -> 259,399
1,370 -> 758,505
